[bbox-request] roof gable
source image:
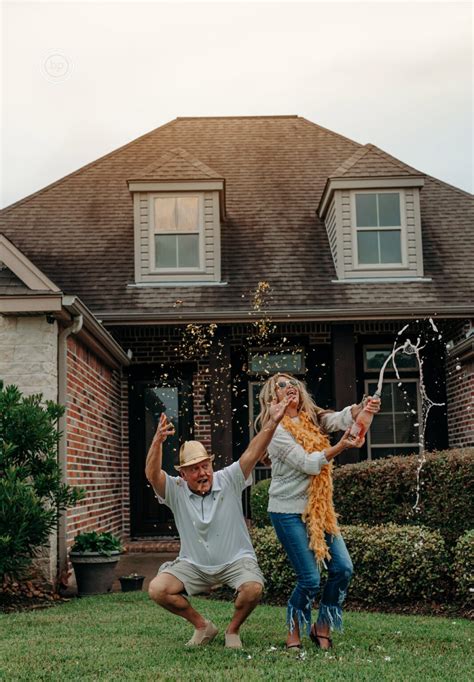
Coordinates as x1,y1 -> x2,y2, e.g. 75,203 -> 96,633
330,144 -> 423,179
128,147 -> 224,181
0,234 -> 60,292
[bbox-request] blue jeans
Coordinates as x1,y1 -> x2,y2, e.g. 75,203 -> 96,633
269,512 -> 353,635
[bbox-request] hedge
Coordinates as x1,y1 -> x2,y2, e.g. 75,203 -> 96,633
251,523 -> 449,606
453,529 -> 474,606
250,448 -> 474,547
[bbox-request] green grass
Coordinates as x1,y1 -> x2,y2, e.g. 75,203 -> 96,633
0,593 -> 472,681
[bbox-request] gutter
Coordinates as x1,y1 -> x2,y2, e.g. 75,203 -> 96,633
95,306 -> 474,326
57,313 -> 83,582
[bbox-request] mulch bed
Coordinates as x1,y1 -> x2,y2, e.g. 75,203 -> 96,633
0,580 -> 70,613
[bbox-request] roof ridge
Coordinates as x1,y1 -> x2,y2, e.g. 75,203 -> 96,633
298,117 -> 364,149
176,115 -> 299,120
367,144 -> 423,176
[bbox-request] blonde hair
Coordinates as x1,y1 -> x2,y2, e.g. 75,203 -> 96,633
255,372 -> 332,432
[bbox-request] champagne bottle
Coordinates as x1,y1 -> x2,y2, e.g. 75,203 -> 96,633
350,392 -> 381,439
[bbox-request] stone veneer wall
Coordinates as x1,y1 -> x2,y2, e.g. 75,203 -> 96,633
0,314 -> 58,582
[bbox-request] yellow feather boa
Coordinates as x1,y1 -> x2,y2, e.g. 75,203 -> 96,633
281,411 -> 339,563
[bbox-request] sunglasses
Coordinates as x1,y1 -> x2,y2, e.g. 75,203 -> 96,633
276,379 -> 299,389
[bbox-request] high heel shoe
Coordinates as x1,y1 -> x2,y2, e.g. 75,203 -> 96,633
309,624 -> 333,649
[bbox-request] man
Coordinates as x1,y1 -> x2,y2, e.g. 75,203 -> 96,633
145,397 -> 288,649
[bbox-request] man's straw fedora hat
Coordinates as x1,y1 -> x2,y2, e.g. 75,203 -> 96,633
174,440 -> 215,471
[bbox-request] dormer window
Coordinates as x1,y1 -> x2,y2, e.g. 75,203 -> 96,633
153,195 -> 203,271
128,148 -> 226,286
354,191 -> 404,267
318,144 -> 427,282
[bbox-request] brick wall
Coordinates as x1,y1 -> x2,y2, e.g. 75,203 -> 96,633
445,320 -> 474,447
65,335 -> 126,547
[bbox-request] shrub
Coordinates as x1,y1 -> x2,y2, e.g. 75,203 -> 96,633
71,531 -> 123,556
453,530 -> 474,606
251,523 -> 449,605
0,382 -> 84,579
333,449 -> 473,548
250,449 -> 474,546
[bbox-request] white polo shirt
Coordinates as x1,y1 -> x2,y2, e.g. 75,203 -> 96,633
155,461 -> 256,573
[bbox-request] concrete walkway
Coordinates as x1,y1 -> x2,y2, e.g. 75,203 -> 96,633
66,552 -> 176,596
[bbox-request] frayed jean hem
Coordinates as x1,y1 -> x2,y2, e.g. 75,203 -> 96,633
287,601 -> 312,637
317,602 -> 344,632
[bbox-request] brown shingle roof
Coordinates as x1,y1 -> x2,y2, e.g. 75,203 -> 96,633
128,147 -> 224,181
330,143 -> 423,178
0,115 -> 472,321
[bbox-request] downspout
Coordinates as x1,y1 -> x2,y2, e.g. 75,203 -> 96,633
57,312 -> 83,584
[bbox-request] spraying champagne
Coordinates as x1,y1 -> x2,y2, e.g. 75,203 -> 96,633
349,391 -> 381,440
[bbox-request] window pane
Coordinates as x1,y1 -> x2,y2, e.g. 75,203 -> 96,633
177,234 -> 199,268
371,446 -> 418,458
358,231 -> 379,264
378,193 -> 401,226
394,382 -> 417,412
380,230 -> 402,263
355,194 -> 378,227
249,351 -> 304,374
154,197 -> 176,232
155,234 -> 177,268
370,413 -> 394,444
366,350 -> 390,371
176,197 -> 199,233
395,413 -> 419,443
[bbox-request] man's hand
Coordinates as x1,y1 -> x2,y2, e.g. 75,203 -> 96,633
153,413 -> 175,444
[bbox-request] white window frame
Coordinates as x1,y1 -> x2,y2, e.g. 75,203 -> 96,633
351,190 -> 408,270
364,377 -> 421,460
149,193 -> 205,274
363,344 -> 418,373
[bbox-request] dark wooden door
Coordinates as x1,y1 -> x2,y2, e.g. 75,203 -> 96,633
128,364 -> 195,537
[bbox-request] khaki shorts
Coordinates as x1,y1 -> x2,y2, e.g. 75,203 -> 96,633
158,556 -> 264,597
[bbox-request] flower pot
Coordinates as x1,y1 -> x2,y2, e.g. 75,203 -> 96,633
119,575 -> 145,592
70,551 -> 121,596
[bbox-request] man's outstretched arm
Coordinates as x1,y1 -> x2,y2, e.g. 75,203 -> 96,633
145,413 -> 175,498
239,397 -> 289,479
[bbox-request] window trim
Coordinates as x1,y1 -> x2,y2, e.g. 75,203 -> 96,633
363,344 -> 418,373
364,377 -> 421,460
351,190 -> 408,270
148,193 -> 205,274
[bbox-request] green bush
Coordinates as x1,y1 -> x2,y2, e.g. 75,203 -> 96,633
452,530 -> 474,605
251,523 -> 449,605
0,382 -> 84,579
71,531 -> 123,556
250,449 -> 474,547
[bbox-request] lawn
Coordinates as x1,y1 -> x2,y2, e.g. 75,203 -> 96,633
0,593 -> 472,681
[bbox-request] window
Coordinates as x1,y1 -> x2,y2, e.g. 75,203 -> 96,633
365,379 -> 420,459
364,345 -> 418,372
354,192 -> 404,266
247,349 -> 305,376
152,195 -> 202,270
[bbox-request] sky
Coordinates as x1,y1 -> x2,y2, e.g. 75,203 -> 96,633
1,0 -> 472,209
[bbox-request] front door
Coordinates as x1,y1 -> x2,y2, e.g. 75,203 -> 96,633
128,364 -> 194,537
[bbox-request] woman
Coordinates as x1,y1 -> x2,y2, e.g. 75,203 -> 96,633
257,373 -> 380,650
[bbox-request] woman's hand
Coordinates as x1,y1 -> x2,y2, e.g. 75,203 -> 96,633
153,413 -> 175,444
351,395 -> 381,419
268,396 -> 290,426
324,428 -> 365,461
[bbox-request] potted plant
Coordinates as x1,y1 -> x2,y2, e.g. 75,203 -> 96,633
70,531 -> 123,597
119,572 -> 145,592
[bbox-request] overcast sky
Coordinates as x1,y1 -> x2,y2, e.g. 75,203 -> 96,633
1,0 -> 472,208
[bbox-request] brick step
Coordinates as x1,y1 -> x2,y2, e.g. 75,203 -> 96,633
125,539 -> 180,554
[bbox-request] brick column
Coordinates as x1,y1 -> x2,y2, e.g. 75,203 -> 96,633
331,323 -> 358,464
209,327 -> 233,468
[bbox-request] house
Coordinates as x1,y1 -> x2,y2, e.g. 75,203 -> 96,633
1,115 -> 472,584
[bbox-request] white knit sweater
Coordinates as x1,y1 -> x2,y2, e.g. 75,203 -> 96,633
267,406 -> 355,514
